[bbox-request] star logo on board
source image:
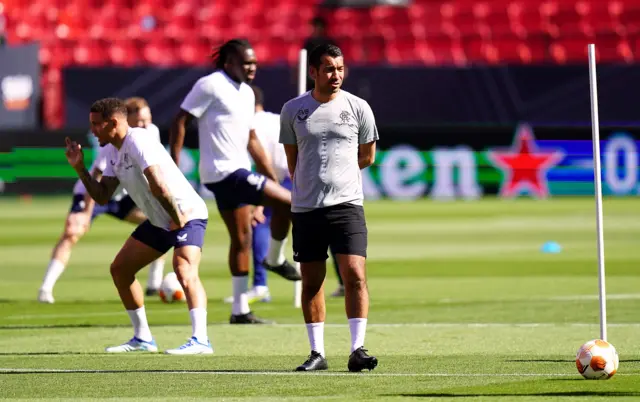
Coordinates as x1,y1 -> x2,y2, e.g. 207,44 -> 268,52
486,124 -> 565,199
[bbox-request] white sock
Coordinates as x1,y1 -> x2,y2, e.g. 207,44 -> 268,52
127,306 -> 153,342
306,322 -> 325,357
41,259 -> 65,291
232,275 -> 250,315
189,308 -> 208,343
266,237 -> 287,266
146,259 -> 164,289
348,318 -> 367,353
254,285 -> 268,295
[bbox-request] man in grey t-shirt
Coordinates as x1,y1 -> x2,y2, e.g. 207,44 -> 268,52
280,44 -> 379,373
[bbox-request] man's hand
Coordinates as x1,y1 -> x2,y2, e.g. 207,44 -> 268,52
65,137 -> 85,170
169,206 -> 193,231
252,206 -> 266,227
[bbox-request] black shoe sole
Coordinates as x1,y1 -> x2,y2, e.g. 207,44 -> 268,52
265,266 -> 301,281
348,357 -> 378,372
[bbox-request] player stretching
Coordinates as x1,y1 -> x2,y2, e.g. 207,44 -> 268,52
280,44 -> 379,371
170,39 -> 299,324
222,84 -> 293,304
38,97 -> 165,304
66,98 -> 211,354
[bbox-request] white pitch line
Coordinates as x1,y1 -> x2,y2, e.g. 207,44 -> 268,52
2,368 -> 629,377
3,321 -> 640,328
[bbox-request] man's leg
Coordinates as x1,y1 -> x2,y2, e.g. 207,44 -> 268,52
292,209 -> 329,372
260,178 -> 300,281
329,245 -> 344,297
121,203 -> 165,295
39,198 -> 95,303
165,218 -> 213,354
330,204 -> 377,372
250,212 -> 271,301
219,205 -> 271,324
106,234 -> 164,353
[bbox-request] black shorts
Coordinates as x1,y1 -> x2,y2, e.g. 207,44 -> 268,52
291,203 -> 367,262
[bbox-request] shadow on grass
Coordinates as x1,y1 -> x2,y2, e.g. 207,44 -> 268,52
0,369 -> 305,375
393,391 -> 640,398
506,359 -> 574,363
0,352 -> 88,356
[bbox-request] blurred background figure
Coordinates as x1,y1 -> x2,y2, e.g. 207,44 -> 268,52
302,16 -> 337,91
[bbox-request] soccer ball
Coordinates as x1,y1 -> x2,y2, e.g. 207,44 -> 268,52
158,272 -> 186,303
576,339 -> 619,380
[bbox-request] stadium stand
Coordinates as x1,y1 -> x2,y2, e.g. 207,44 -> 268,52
1,0 -> 638,128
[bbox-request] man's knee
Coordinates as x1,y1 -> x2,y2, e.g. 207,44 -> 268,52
174,263 -> 198,290
230,226 -> 252,251
61,231 -> 82,246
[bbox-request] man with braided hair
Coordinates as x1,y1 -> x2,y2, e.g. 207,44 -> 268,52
170,39 -> 299,324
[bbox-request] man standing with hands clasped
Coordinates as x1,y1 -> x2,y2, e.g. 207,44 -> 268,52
279,44 -> 379,372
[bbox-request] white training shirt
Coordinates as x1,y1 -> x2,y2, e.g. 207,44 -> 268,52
252,110 -> 289,182
102,127 -> 208,230
73,123 -> 162,197
180,70 -> 255,184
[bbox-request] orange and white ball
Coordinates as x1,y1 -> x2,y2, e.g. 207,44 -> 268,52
159,272 -> 186,303
576,339 -> 619,380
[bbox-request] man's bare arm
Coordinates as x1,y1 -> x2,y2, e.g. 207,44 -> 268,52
247,130 -> 278,181
169,109 -> 193,165
283,144 -> 298,179
358,141 -> 376,170
75,166 -> 120,205
81,168 -> 104,213
144,165 -> 185,228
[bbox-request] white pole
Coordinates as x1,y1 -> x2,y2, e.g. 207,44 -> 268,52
587,43 -> 607,341
298,49 -> 307,96
293,48 -> 307,308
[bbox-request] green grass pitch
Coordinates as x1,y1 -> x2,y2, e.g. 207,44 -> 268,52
0,196 -> 639,401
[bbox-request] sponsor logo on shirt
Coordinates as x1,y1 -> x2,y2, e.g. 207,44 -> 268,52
295,108 -> 310,122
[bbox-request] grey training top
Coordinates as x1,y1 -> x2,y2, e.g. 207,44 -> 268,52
279,90 -> 379,212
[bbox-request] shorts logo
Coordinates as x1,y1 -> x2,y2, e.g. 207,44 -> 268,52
247,173 -> 265,189
295,108 -> 310,122
177,233 -> 187,242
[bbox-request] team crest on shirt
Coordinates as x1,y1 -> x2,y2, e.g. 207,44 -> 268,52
123,153 -> 133,169
295,108 -> 310,122
337,110 -> 357,128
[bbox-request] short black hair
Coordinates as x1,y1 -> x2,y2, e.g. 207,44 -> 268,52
311,16 -> 327,28
309,43 -> 343,69
90,98 -> 127,120
211,38 -> 252,69
251,85 -> 264,107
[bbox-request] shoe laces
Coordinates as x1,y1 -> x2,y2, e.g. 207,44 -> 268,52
178,338 -> 197,349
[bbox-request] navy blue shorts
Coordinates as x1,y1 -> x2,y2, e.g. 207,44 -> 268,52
205,168 -> 267,211
131,219 -> 208,254
70,194 -> 136,221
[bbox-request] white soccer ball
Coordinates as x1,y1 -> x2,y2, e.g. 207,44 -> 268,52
158,272 -> 186,303
576,339 -> 619,380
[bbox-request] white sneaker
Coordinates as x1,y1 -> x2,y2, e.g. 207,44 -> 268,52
165,337 -> 213,355
38,289 -> 54,304
223,287 -> 271,304
105,337 -> 158,353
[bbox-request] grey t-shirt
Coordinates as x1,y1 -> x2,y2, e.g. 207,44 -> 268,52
279,90 -> 379,212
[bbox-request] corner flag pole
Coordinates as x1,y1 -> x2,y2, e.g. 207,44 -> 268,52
587,43 -> 607,341
293,48 -> 307,308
